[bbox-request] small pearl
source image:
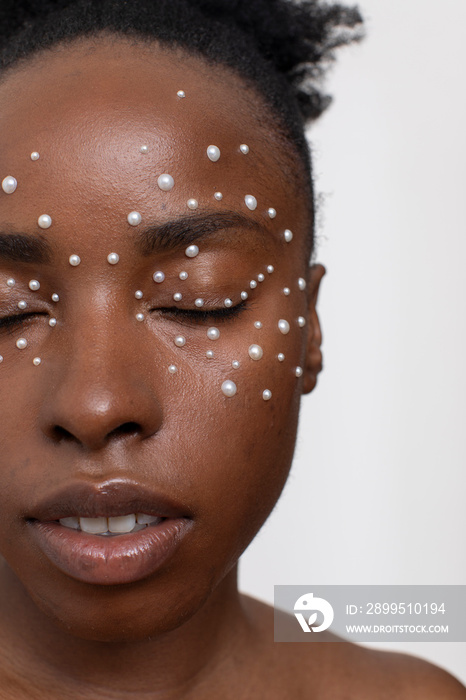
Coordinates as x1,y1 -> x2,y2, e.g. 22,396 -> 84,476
257,273 -> 265,282
267,265 -> 274,273
245,195 -> 257,211
173,293 -> 182,302
69,255 -> 81,266
153,271 -> 165,283
2,176 -> 17,194
248,344 -> 263,361
278,319 -> 290,335
224,298 -> 233,308
298,316 -> 306,328
175,335 -> 186,347
207,145 -> 221,162
298,277 -> 306,291
232,360 -> 240,369
214,192 -> 223,201
195,298 -> 204,307
284,229 -> 293,243
185,245 -> 199,258
207,327 -> 220,340
241,291 -> 248,300
254,321 -> 262,329
187,198 -> 198,210
250,280 -> 257,289
107,253 -> 119,265
52,293 -> 59,302
33,357 -> 41,366
28,280 -> 40,291
262,389 -> 272,401
49,318 -> 57,327
179,271 -> 188,280
295,367 -> 303,377
127,211 -> 142,226
18,301 -> 27,310
140,145 -> 149,154
158,174 -> 175,191
206,350 -> 214,359
278,353 -> 285,362
268,208 -> 277,219
136,313 -> 145,322
6,278 -> 15,287
222,380 -> 237,398
177,90 -> 186,98
16,338 -> 27,349
168,364 -> 178,373
283,287 -> 290,296
31,152 -> 40,161
135,290 -> 143,299
240,144 -> 249,154
38,214 -> 52,229
0,355 -> 3,363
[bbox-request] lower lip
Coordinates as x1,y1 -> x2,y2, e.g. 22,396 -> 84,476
29,518 -> 192,586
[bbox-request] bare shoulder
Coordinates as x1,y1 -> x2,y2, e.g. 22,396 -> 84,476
241,594 -> 466,700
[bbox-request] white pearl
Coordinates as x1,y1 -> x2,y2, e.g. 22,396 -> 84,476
140,145 -> 149,154
207,145 -> 221,162
31,152 -> 40,161
158,174 -> 175,191
2,176 -> 17,194
278,353 -> 285,362
52,293 -> 59,302
69,255 -> 81,266
250,280 -> 257,289
127,211 -> 142,226
18,301 -> 27,310
278,319 -> 290,335
240,144 -> 249,154
283,287 -> 290,296
0,355 -> 3,363
168,364 -> 178,373
284,229 -> 293,243
49,318 -> 57,327
195,298 -> 204,307
254,321 -> 262,329
245,195 -> 257,211
241,291 -> 248,300
268,208 -> 277,219
232,360 -> 240,369
179,271 -> 188,280
222,380 -> 237,398
262,389 -> 272,401
135,290 -> 143,299
298,277 -> 306,290
295,367 -> 303,377
187,198 -> 198,210
257,273 -> 265,282
153,271 -> 165,283
28,280 -> 40,291
107,253 -> 119,265
267,265 -> 274,273
38,214 -> 52,229
6,278 -> 15,287
16,338 -> 27,349
248,344 -> 263,361
177,90 -> 186,98
214,192 -> 223,201
33,357 -> 41,366
174,335 -> 186,347
207,327 -> 220,340
173,293 -> 182,301
224,298 -> 233,308
136,313 -> 145,322
206,350 -> 214,359
185,245 -> 199,258
298,316 -> 306,328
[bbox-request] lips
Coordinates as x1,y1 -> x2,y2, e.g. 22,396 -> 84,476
26,478 -> 194,585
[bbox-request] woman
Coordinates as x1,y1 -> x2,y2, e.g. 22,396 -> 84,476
0,1 -> 464,697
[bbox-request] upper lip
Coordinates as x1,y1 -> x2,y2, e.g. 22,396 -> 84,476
26,478 -> 192,522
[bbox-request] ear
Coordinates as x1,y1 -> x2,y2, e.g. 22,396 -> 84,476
302,264 -> 326,394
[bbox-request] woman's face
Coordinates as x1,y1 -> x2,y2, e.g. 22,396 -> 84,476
0,39 -> 323,641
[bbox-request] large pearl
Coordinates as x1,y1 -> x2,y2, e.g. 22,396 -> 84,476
2,176 -> 17,194
107,253 -> 119,265
262,390 -> 272,401
278,319 -> 290,335
127,211 -> 142,226
177,90 -> 186,98
158,174 -> 175,191
240,144 -> 249,154
153,271 -> 165,283
174,336 -> 186,347
207,327 -> 220,340
298,316 -> 306,328
245,195 -> 257,211
16,338 -> 27,349
207,145 -> 221,162
298,277 -> 306,290
221,380 -> 237,398
284,229 -> 293,243
268,208 -> 277,219
38,214 -> 52,229
248,344 -> 263,361
31,152 -> 40,161
185,245 -> 199,258
28,280 -> 40,291
69,254 -> 81,266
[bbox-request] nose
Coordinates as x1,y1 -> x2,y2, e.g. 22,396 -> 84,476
38,310 -> 163,451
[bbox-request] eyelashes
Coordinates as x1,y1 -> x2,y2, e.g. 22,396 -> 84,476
0,312 -> 48,332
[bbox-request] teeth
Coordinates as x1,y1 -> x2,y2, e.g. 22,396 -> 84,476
136,513 -> 161,525
58,513 -> 162,534
108,514 -> 136,533
59,516 -> 80,530
79,517 -> 108,534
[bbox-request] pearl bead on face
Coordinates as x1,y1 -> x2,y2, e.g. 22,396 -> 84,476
30,152 -> 40,161
295,367 -> 303,377
49,318 -> 57,327
38,215 -> 52,229
221,380 -> 237,398
250,280 -> 257,289
33,357 -> 41,366
298,277 -> 306,290
179,271 -> 188,280
262,390 -> 272,401
173,293 -> 182,302
278,353 -> 285,362
284,229 -> 293,243
232,361 -> 240,369
248,344 -> 263,361
168,364 -> 178,373
107,253 -> 119,265
177,90 -> 186,98
257,273 -> 265,282
153,271 -> 165,283
127,211 -> 142,226
69,255 -> 81,266
16,338 -> 27,349
18,301 -> 27,310
6,278 -> 15,287
206,350 -> 214,359
174,335 -> 186,347
135,290 -> 143,299
207,327 -> 220,340
240,144 -> 249,154
241,291 -> 248,300
283,287 -> 290,296
28,280 -> 40,291
206,145 -> 221,162
185,245 -> 199,258
195,298 -> 204,307
224,298 -> 233,308
187,199 -> 198,210
298,316 -> 306,328
254,321 -> 262,329
52,293 -> 59,302
267,265 -> 274,273
245,195 -> 257,211
2,176 -> 17,194
140,145 -> 149,154
268,208 -> 276,219
136,313 -> 145,322
278,319 -> 290,335
214,192 -> 223,201
158,174 -> 175,191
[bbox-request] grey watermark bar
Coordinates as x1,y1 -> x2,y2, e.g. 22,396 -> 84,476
274,586 -> 466,642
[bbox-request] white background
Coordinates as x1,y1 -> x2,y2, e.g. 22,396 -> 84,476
239,0 -> 466,684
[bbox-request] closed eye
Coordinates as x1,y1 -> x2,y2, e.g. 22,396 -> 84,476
0,312 -> 49,333
153,300 -> 249,323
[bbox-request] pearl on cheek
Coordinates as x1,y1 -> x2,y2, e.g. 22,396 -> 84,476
206,350 -> 214,359
187,199 -> 198,210
135,290 -> 143,299
298,316 -> 306,328
207,327 -> 220,341
157,174 -> 175,191
221,380 -> 237,398
284,229 -> 293,243
240,144 -> 249,154
278,319 -> 290,335
295,367 -> 303,377
69,255 -> 81,266
207,145 -> 221,162
245,195 -> 257,211
30,152 -> 40,161
214,192 -> 223,201
140,145 -> 149,154
168,364 -> 178,373
241,291 -> 248,300
49,318 -> 57,327
283,287 -> 290,296
254,321 -> 262,329
51,293 -> 59,302
298,277 -> 306,291
28,280 -> 40,291
107,253 -> 120,265
153,271 -> 165,283
268,208 -> 276,219
248,344 -> 263,361
136,313 -> 145,322
177,90 -> 186,98
262,390 -> 272,401
179,271 -> 188,280
174,336 -> 186,347
2,176 -> 17,194
6,278 -> 15,287
33,357 -> 41,366
38,215 -> 52,229
278,353 -> 285,362
16,338 -> 27,349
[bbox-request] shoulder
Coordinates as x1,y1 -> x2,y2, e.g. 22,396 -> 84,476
240,594 -> 466,699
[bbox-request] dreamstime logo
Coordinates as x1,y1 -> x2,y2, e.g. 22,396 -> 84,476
294,593 -> 335,633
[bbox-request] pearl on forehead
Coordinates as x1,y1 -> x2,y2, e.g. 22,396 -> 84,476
52,293 -> 59,302
278,319 -> 290,335
284,229 -> 293,243
2,176 -> 17,194
295,367 -> 303,377
214,192 -> 223,201
38,215 -> 52,229
136,313 -> 145,322
207,327 -> 220,340
224,298 -> 233,308
31,152 -> 40,161
158,174 -> 175,191
153,271 -> 165,283
168,364 -> 178,373
107,253 -> 119,265
187,199 -> 198,210
268,208 -> 277,219
177,90 -> 186,98
298,316 -> 306,328
33,357 -> 42,366
241,291 -> 248,300
283,287 -> 290,296
254,321 -> 262,329
69,255 -> 81,266
16,338 -> 27,349
263,390 -> 272,401
195,298 -> 204,307
232,360 -> 240,369
267,265 -> 274,274
250,280 -> 257,289
28,280 -> 40,291
257,274 -> 265,282
18,301 -> 27,310
222,380 -> 237,398
173,293 -> 182,302
135,290 -> 143,299
6,278 -> 15,287
127,211 -> 142,226
240,144 -> 249,154
206,350 -> 214,359
185,245 -> 199,258
298,277 -> 306,291
248,344 -> 263,361
179,271 -> 188,280
140,145 -> 149,154
207,145 -> 221,162
174,335 -> 186,347
278,353 -> 285,362
245,195 -> 257,211
49,318 -> 57,327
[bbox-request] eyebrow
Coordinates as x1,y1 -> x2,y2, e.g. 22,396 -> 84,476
0,233 -> 52,264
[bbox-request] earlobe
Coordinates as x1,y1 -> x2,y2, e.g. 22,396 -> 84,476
302,264 -> 326,394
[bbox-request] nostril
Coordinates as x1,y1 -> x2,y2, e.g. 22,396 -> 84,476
107,422 -> 142,440
52,425 -> 77,443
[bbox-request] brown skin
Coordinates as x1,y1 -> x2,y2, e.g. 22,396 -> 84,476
0,37 -> 463,699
